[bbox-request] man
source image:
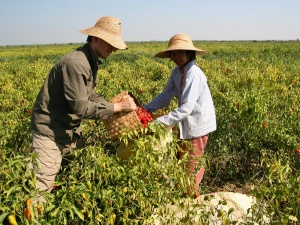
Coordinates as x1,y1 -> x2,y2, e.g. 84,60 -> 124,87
30,16 -> 136,204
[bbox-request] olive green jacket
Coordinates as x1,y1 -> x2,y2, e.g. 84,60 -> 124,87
31,44 -> 114,144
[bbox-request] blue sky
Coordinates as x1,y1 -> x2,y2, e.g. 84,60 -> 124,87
1,0 -> 299,46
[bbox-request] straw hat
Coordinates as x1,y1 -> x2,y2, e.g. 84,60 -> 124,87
155,33 -> 205,58
80,16 -> 128,50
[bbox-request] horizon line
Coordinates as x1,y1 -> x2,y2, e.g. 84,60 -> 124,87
1,39 -> 300,47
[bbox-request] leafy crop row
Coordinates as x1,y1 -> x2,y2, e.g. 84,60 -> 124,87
0,41 -> 299,224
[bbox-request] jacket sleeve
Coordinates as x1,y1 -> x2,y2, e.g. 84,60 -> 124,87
144,72 -> 176,112
62,59 -> 114,119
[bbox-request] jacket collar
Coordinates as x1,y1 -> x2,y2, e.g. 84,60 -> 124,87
81,43 -> 102,75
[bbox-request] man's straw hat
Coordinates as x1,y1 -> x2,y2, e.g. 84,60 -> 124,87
155,33 -> 205,58
80,16 -> 128,50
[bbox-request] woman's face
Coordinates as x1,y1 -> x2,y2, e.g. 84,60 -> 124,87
170,50 -> 188,68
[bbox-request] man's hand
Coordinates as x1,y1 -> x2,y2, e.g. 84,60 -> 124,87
113,94 -> 137,112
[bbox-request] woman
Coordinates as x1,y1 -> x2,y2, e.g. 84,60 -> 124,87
144,33 -> 216,197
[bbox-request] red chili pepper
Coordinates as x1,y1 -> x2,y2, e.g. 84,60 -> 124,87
136,106 -> 153,127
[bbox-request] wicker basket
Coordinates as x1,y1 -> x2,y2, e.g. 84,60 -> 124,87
103,91 -> 143,139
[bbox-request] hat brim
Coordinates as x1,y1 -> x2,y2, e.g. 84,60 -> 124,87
80,29 -> 128,50
155,47 -> 205,58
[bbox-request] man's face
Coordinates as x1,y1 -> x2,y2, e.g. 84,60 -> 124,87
93,38 -> 117,59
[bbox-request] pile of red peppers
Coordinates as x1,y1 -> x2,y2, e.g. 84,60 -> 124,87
136,106 -> 153,127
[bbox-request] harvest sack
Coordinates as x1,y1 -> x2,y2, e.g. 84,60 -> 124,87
116,126 -> 173,160
151,192 -> 270,224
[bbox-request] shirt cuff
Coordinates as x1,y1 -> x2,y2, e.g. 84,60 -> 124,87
106,103 -> 114,114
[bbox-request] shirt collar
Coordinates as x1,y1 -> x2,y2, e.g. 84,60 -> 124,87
81,43 -> 102,74
176,60 -> 195,73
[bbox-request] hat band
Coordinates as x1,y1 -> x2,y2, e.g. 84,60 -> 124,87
172,38 -> 189,42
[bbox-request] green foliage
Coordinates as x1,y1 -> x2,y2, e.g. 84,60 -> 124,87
250,149 -> 300,225
0,41 -> 299,224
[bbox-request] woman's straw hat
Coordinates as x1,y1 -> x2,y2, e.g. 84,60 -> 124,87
80,16 -> 128,50
155,33 -> 205,58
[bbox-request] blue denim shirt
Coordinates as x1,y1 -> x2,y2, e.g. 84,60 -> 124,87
144,61 -> 216,139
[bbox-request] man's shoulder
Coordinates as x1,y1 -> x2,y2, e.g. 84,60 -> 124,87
65,48 -> 87,61
59,48 -> 88,67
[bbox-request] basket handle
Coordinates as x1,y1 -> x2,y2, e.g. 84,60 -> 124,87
128,91 -> 140,106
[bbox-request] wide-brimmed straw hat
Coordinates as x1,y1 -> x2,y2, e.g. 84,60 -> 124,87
155,33 -> 205,58
80,16 -> 128,50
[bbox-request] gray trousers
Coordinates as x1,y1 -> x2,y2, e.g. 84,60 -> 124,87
29,130 -> 83,205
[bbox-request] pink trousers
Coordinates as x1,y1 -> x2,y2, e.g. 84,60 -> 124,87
177,135 -> 209,192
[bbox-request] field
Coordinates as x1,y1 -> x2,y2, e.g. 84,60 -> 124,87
0,41 -> 299,224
